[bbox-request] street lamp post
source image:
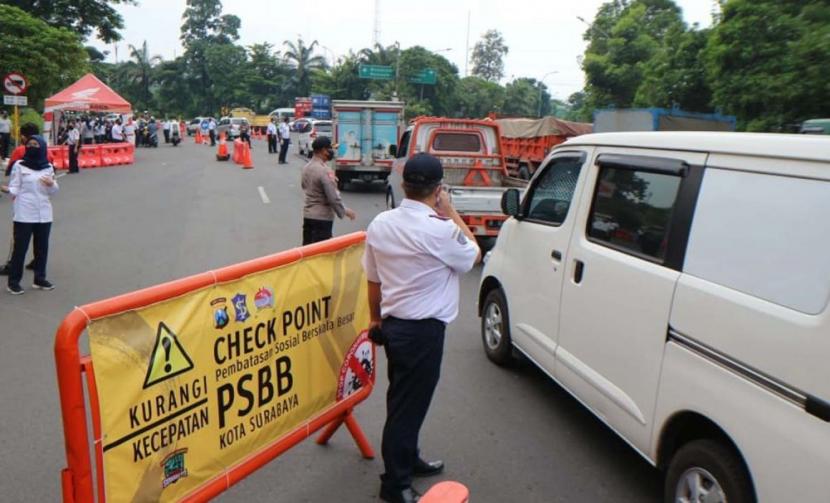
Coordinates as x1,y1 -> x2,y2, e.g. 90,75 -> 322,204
538,71 -> 559,118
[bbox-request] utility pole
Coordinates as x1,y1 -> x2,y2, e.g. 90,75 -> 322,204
464,10 -> 471,77
373,0 -> 381,46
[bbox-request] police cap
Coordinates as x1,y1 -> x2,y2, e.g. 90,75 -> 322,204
403,153 -> 443,187
312,136 -> 332,151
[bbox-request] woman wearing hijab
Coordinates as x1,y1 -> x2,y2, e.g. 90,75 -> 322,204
1,135 -> 58,294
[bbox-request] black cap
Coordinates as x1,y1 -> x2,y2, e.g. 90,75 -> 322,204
312,136 -> 332,151
403,153 -> 443,187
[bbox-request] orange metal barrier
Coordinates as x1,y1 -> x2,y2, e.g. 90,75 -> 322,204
55,233 -> 375,503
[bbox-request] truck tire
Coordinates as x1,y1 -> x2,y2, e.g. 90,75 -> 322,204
476,236 -> 496,253
665,439 -> 754,503
518,164 -> 531,180
337,177 -> 347,191
480,289 -> 514,366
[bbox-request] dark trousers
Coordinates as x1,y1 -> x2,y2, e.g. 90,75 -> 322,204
240,133 -> 251,147
0,132 -> 10,159
380,317 -> 445,491
209,130 -> 216,146
267,134 -> 277,153
163,130 -> 170,143
302,218 -> 333,245
279,139 -> 289,163
8,222 -> 51,287
68,146 -> 79,173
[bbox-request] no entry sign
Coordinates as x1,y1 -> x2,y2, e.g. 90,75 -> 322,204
3,72 -> 28,95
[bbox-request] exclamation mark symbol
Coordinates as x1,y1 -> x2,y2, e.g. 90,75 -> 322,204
162,337 -> 172,373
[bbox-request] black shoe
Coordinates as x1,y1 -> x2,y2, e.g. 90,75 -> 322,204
25,260 -> 35,270
0,264 -> 9,276
32,280 -> 55,291
413,458 -> 444,477
379,486 -> 420,503
6,284 -> 23,295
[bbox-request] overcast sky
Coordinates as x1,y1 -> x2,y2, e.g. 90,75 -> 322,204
92,0 -> 714,100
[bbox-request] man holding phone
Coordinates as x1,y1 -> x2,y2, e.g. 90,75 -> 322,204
363,153 -> 480,503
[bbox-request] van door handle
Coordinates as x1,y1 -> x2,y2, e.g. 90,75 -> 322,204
551,250 -> 562,261
573,260 -> 585,284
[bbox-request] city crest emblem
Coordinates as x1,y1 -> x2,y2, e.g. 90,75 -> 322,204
232,293 -> 250,322
254,287 -> 274,310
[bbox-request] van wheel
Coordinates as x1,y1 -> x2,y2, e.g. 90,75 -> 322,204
518,164 -> 531,180
481,289 -> 513,366
665,439 -> 754,503
337,177 -> 347,191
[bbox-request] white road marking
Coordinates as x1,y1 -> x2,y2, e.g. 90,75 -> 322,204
56,172 -> 67,179
258,186 -> 270,204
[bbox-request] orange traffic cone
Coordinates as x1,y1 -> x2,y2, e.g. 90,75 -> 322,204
241,141 -> 254,169
195,129 -> 203,144
216,133 -> 230,161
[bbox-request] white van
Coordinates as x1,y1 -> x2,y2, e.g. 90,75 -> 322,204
479,132 -> 830,503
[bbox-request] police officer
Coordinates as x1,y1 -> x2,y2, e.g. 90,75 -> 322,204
363,153 -> 481,503
301,136 -> 356,244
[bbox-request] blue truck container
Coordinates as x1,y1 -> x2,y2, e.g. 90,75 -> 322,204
310,109 -> 331,120
593,108 -> 737,133
311,95 -> 331,108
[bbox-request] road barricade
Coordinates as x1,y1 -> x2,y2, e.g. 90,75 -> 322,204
49,143 -> 134,170
55,233 -> 375,502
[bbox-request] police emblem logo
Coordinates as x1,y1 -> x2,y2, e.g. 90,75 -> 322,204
254,287 -> 274,310
231,293 -> 250,322
453,228 -> 468,245
211,297 -> 229,329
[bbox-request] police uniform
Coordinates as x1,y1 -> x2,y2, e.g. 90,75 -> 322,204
363,154 -> 479,502
301,137 -> 346,245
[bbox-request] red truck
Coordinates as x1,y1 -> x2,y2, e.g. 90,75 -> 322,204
495,116 -> 592,179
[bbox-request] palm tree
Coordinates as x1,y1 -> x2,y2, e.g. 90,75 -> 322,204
283,38 -> 327,97
126,40 -> 162,110
359,43 -> 397,66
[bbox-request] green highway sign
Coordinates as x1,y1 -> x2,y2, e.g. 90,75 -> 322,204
410,68 -> 437,85
359,64 -> 394,80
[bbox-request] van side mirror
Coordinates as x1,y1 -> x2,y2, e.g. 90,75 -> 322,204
389,144 -> 397,157
501,189 -> 521,217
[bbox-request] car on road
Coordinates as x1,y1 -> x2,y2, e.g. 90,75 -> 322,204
187,117 -> 213,136
216,117 -> 249,139
296,119 -> 332,157
479,132 -> 830,503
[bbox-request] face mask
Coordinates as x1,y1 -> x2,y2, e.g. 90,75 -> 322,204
325,147 -> 334,160
26,145 -> 39,156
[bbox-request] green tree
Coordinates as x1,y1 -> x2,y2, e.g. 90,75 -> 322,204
456,77 -> 505,118
581,0 -> 686,109
283,38 -> 327,98
311,52 -> 368,100
123,41 -> 162,111
503,78 -> 546,117
396,46 -> 459,118
704,0 -> 830,131
153,58 -> 193,116
0,5 -> 88,107
1,0 -> 136,42
245,43 -> 289,111
471,29 -> 509,82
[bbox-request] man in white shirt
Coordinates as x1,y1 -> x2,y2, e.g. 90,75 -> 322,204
278,117 -> 291,164
111,120 -> 124,142
363,153 -> 480,503
208,118 -> 217,146
65,120 -> 81,174
266,119 -> 278,154
162,118 -> 171,144
0,111 -> 11,160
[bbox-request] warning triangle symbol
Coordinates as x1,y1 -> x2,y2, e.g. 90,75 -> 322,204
143,322 -> 195,389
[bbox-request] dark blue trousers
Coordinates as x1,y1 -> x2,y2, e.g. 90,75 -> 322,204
380,317 -> 445,490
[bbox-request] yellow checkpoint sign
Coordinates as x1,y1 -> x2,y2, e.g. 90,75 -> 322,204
87,244 -> 371,502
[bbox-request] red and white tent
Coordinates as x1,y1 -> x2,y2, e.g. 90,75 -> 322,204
44,73 -> 131,113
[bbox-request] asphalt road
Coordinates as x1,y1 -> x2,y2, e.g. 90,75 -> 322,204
0,138 -> 662,502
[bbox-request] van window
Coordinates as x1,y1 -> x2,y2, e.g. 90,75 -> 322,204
397,131 -> 411,158
684,168 -> 830,314
588,167 -> 681,261
432,132 -> 481,152
523,156 -> 584,226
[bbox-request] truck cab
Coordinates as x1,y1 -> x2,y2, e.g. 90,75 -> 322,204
387,117 -> 512,242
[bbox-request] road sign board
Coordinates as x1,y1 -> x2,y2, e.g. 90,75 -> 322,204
3,95 -> 27,106
3,72 -> 28,95
359,64 -> 394,80
409,68 -> 437,85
